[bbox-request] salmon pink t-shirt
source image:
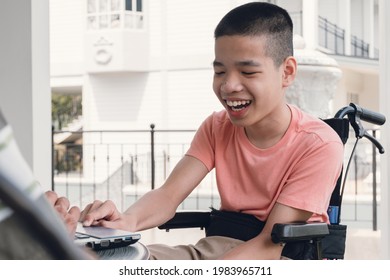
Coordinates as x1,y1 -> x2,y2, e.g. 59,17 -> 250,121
185,105 -> 344,223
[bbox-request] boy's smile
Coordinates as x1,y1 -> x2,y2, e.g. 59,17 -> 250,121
225,99 -> 252,114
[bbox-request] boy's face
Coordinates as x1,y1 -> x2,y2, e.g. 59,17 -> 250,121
213,35 -> 294,128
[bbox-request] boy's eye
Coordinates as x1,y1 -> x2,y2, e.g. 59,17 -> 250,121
214,71 -> 225,75
242,71 -> 257,75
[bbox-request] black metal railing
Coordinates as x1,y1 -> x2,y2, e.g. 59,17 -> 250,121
351,35 -> 370,58
52,126 -> 220,211
279,11 -> 377,59
52,126 -> 382,230
318,16 -> 345,55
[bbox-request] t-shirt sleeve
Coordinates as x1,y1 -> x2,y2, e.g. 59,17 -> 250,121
185,113 -> 216,171
276,140 -> 344,217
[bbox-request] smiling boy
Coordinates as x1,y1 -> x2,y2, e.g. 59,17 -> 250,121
76,2 -> 344,260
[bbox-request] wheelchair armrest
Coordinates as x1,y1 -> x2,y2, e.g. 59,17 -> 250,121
271,222 -> 329,244
158,211 -> 211,231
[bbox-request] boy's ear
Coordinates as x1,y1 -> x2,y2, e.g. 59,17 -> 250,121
282,56 -> 297,87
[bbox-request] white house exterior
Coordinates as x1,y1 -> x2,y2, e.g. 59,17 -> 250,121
50,0 -> 381,128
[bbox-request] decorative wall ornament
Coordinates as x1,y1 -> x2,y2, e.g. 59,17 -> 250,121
95,49 -> 112,65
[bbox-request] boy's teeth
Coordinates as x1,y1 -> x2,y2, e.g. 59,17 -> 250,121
226,100 -> 251,110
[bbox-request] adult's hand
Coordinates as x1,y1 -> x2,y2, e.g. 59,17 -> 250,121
45,191 -> 80,236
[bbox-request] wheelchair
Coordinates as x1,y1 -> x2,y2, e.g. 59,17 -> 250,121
158,103 -> 386,260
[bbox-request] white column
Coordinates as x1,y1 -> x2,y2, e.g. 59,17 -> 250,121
363,0 -> 375,58
302,0 -> 318,50
0,0 -> 51,189
338,0 -> 351,56
379,0 -> 390,260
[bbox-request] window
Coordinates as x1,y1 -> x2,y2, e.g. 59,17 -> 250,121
125,0 -> 142,11
87,0 -> 144,30
124,0 -> 144,29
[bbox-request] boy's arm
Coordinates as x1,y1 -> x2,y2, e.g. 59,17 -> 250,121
81,155 -> 209,232
221,202 -> 312,260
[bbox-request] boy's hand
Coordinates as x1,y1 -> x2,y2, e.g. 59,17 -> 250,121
79,200 -> 127,230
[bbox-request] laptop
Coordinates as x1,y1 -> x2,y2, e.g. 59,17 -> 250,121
74,223 -> 141,251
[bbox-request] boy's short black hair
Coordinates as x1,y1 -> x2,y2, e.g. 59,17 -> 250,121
214,2 -> 293,67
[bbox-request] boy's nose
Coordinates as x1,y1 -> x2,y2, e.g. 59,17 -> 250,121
220,78 -> 243,93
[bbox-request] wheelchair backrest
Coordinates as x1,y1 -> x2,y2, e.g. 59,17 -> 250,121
322,118 -> 349,225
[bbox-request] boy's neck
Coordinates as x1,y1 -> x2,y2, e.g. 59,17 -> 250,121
244,104 -> 292,149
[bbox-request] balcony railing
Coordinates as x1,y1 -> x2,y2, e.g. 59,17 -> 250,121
318,16 -> 345,55
351,35 -> 370,58
52,126 -> 383,230
291,13 -> 376,59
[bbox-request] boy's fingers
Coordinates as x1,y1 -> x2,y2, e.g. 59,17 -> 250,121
81,200 -> 118,226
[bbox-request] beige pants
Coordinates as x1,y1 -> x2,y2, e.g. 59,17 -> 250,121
147,236 -> 244,260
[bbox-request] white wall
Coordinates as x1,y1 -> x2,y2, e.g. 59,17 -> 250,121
319,0 -> 339,24
49,0 -> 84,78
361,74 -> 379,112
0,0 -> 51,189
82,0 -> 230,133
